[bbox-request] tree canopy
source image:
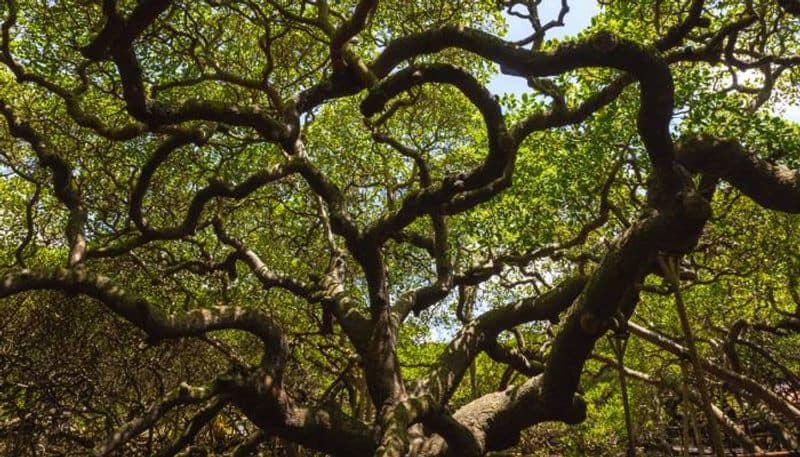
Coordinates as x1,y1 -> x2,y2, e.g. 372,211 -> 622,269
1,0 -> 800,456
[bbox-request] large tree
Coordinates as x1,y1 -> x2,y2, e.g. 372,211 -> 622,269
1,0 -> 800,455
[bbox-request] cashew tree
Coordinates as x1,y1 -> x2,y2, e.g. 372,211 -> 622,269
1,0 -> 800,456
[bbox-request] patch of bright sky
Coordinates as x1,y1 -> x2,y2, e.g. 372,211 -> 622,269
487,1 -> 601,96
486,1 -> 800,123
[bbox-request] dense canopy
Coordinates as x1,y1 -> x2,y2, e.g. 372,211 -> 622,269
1,0 -> 800,455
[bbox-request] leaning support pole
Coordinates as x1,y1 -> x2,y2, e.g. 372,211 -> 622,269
680,361 -> 702,455
659,255 -> 726,457
681,383 -> 691,457
609,333 -> 637,457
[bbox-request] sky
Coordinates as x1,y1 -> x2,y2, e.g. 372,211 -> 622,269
486,0 -> 800,122
487,1 -> 601,95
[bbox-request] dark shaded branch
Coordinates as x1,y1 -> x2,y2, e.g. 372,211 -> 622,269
371,28 -> 679,187
0,101 -> 87,266
415,275 -> 588,407
655,0 -> 708,51
779,0 -> 800,15
677,136 -> 800,213
14,182 -> 40,267
540,189 -> 710,413
96,382 -> 215,457
81,0 -> 174,60
229,379 -> 376,457
361,64 -> 512,243
330,0 -> 378,71
0,268 -> 287,370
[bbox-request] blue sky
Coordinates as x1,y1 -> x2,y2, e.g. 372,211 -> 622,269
486,1 -> 800,122
487,1 -> 600,95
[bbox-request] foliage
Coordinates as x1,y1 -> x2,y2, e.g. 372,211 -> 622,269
1,1 -> 800,456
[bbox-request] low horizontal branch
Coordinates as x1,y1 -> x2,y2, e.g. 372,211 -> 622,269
0,269 -> 287,366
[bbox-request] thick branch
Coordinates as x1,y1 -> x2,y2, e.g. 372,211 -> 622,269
372,28 -> 679,186
677,136 -> 800,213
540,190 -> 710,411
0,268 -> 287,369
81,0 -> 173,60
361,64 -> 512,243
415,275 -> 587,410
228,377 -> 376,457
0,101 -> 87,266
